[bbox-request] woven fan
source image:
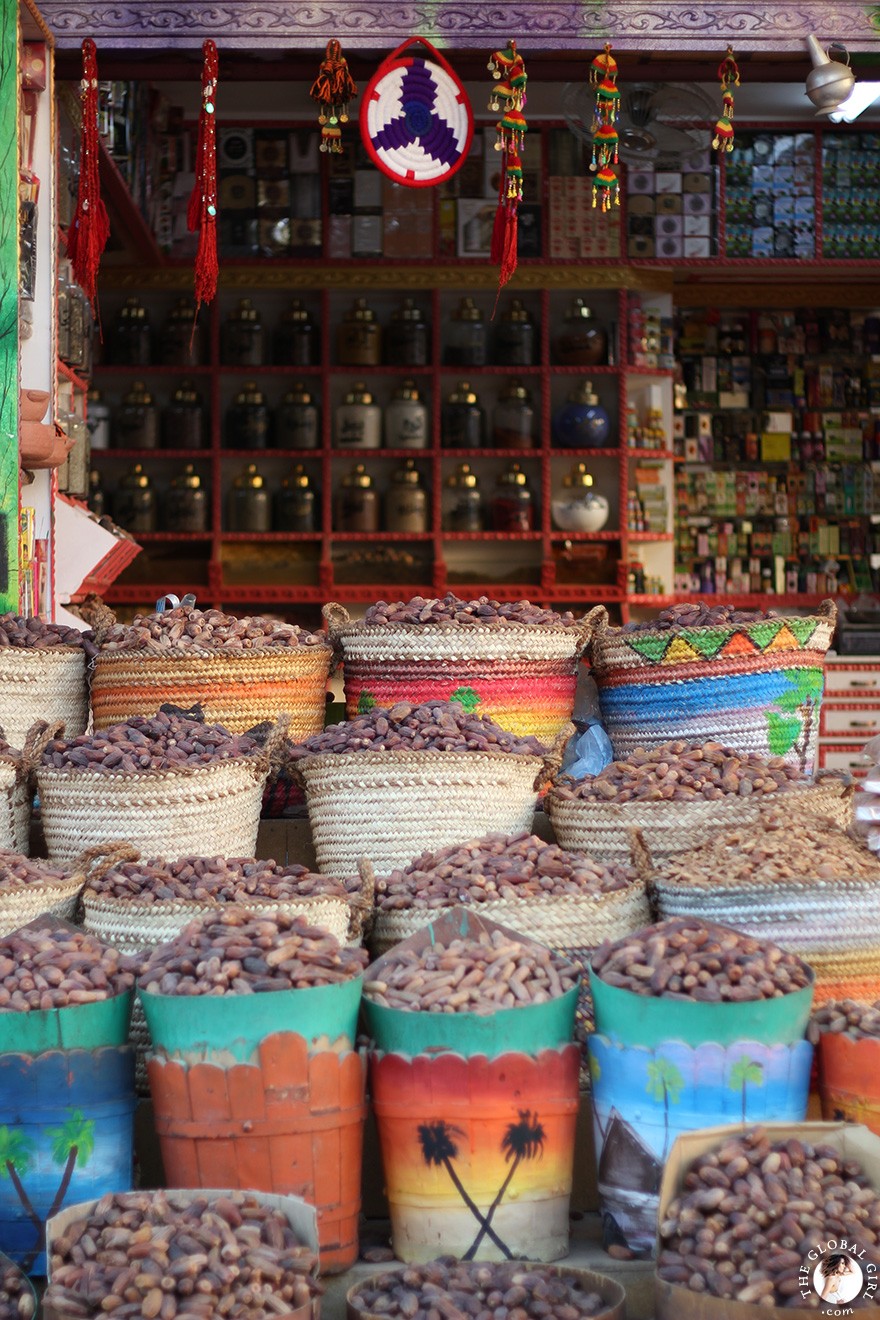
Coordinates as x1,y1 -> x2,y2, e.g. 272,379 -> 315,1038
360,36 -> 473,187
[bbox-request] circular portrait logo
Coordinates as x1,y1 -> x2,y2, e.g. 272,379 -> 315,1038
813,1254 -> 864,1307
800,1242 -> 878,1314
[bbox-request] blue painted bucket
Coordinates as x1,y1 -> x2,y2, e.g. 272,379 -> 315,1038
0,1046 -> 135,1275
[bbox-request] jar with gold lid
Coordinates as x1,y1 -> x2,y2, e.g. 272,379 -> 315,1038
553,298 -> 608,366
277,382 -> 320,450
444,462 -> 483,532
161,297 -> 205,367
491,461 -> 535,532
274,465 -> 316,532
385,298 -> 429,367
112,463 -> 156,533
88,469 -> 106,519
164,464 -> 209,533
493,379 -> 535,449
445,297 -> 486,367
113,297 -> 151,366
222,298 -> 264,366
113,382 -> 159,450
493,298 -> 537,367
274,299 -> 319,367
227,463 -> 271,532
552,462 -> 610,533
385,380 -> 429,449
335,463 -> 379,533
335,382 -> 382,449
162,379 -> 207,450
226,382 -> 272,450
386,459 -> 428,533
337,297 -> 382,367
442,381 -> 485,449
552,380 -> 611,449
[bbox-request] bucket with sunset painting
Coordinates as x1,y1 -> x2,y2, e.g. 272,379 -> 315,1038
817,1031 -> 880,1132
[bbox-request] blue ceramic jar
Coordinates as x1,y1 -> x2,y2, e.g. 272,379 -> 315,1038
552,380 -> 611,449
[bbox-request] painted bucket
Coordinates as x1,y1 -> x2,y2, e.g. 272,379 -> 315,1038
371,1045 -> 581,1263
587,1036 -> 813,1258
817,1032 -> 880,1131
142,979 -> 366,1274
0,1044 -> 136,1275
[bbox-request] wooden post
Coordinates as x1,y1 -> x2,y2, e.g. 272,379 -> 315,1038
0,0 -> 18,612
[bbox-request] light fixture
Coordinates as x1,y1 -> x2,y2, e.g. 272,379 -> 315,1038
829,81 -> 880,122
805,34 -> 856,116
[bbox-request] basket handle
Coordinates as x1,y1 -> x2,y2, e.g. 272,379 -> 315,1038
155,592 -> 197,614
72,841 -> 142,886
584,604 -> 609,642
21,718 -> 65,775
573,611 -> 598,654
86,596 -> 120,645
537,721 -> 576,790
628,826 -> 655,882
322,602 -> 351,638
817,598 -> 838,625
258,714 -> 292,776
349,856 -> 377,942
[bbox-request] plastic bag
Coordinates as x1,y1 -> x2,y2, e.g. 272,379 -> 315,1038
561,718 -> 614,780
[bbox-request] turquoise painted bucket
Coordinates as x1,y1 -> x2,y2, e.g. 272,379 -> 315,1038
362,987 -> 578,1059
139,976 -> 363,1063
0,991 -> 133,1054
589,969 -> 814,1049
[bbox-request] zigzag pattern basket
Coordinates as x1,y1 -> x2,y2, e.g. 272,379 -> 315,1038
324,603 -> 591,743
587,600 -> 837,773
91,644 -> 333,738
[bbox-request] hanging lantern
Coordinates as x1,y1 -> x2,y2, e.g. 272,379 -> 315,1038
310,39 -> 358,153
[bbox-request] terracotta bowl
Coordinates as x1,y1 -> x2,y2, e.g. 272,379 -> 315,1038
19,388 -> 50,422
19,419 -> 56,464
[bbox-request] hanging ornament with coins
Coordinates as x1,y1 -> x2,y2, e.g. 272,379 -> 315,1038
713,46 -> 740,155
187,39 -> 219,320
487,39 -> 528,299
589,43 -> 620,212
311,39 -> 358,153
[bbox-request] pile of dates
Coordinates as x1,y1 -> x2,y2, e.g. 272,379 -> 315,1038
41,712 -> 260,774
809,999 -> 880,1043
0,1262 -> 33,1320
0,925 -> 135,1011
88,854 -> 351,905
289,702 -> 545,760
98,604 -> 326,652
0,612 -> 97,657
554,740 -> 806,803
363,594 -> 579,628
621,602 -> 772,632
0,850 -> 75,892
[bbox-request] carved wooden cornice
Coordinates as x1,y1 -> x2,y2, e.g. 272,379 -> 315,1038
36,0 -> 880,52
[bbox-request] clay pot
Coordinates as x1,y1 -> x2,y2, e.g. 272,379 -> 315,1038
19,389 -> 50,422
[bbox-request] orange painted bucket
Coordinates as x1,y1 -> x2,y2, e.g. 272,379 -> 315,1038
371,1045 -> 580,1263
148,1031 -> 367,1273
817,1032 -> 880,1132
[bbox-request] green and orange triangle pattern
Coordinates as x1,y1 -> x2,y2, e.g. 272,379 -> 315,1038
624,616 -> 819,665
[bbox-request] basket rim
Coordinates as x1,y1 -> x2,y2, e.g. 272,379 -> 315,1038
93,641 -> 333,664
36,753 -> 265,783
0,872 -> 85,897
374,882 -> 644,920
545,777 -> 847,812
82,888 -> 351,913
329,618 -> 585,639
297,746 -> 545,772
592,600 -> 836,643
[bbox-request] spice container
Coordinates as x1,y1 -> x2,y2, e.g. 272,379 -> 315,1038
88,469 -> 106,518
492,379 -> 536,449
226,382 -> 272,450
227,463 -> 271,532
445,297 -> 487,367
273,299 -> 319,367
385,459 -> 429,533
385,380 -> 429,449
335,382 -> 382,449
276,382 -> 320,450
444,462 -> 483,532
386,299 -> 429,367
553,298 -> 608,366
491,462 -> 535,531
86,388 -> 110,451
493,298 -> 537,366
113,381 -> 159,450
161,297 -> 204,367
162,380 -> 207,450
337,297 -> 382,367
112,463 -> 157,533
274,465 -> 316,532
442,381 -> 485,449
552,380 -> 612,448
164,464 -> 209,533
222,298 -> 264,366
113,297 -> 152,366
552,462 -> 610,532
335,463 -> 379,533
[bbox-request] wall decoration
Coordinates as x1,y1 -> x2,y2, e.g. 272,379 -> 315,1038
588,44 -> 620,212
310,39 -> 357,154
187,39 -> 219,316
487,40 -> 528,297
712,45 -> 740,155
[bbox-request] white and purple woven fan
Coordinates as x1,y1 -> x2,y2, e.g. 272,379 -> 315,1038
361,36 -> 473,187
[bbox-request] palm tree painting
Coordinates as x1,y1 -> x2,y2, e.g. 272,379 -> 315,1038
645,1058 -> 684,1162
463,1111 -> 546,1259
0,1110 -> 96,1272
729,1057 -> 764,1124
0,1128 -> 39,1239
45,1111 -> 95,1221
417,1121 -> 512,1258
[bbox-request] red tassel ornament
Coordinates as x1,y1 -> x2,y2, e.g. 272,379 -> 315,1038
187,39 -> 219,317
487,40 -> 528,307
311,40 -> 358,153
66,39 -> 109,318
587,42 -> 621,216
713,46 -> 740,156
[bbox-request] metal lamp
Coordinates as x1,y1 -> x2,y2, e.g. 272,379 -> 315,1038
805,34 -> 856,116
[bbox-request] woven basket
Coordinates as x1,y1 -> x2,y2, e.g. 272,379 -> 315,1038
0,843 -> 129,940
91,643 -> 333,738
324,603 -> 591,744
0,648 -> 88,748
587,600 -> 837,773
0,762 -> 29,855
295,746 -> 549,878
547,774 -> 853,866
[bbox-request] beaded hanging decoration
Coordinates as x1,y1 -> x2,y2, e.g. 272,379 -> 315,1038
589,44 -> 620,212
187,40 -> 219,319
487,40 -> 528,302
713,46 -> 740,154
66,39 -> 109,317
311,40 -> 358,153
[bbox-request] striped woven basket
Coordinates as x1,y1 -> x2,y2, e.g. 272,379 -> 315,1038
294,747 -> 548,878
324,603 -> 592,743
91,642 -> 333,738
0,843 -> 130,940
0,648 -> 88,748
547,774 -> 853,866
587,600 -> 837,773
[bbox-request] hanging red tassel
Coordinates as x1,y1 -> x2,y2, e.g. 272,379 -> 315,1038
66,39 -> 109,318
187,39 -> 219,317
311,40 -> 358,153
487,40 -> 528,311
713,46 -> 740,156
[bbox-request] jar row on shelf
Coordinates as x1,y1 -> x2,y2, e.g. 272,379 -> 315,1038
91,377 -> 618,451
101,293 -> 618,370
90,457 -> 614,536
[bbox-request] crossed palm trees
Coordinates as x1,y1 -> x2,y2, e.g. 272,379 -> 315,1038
0,1110 -> 95,1272
418,1112 -> 546,1260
